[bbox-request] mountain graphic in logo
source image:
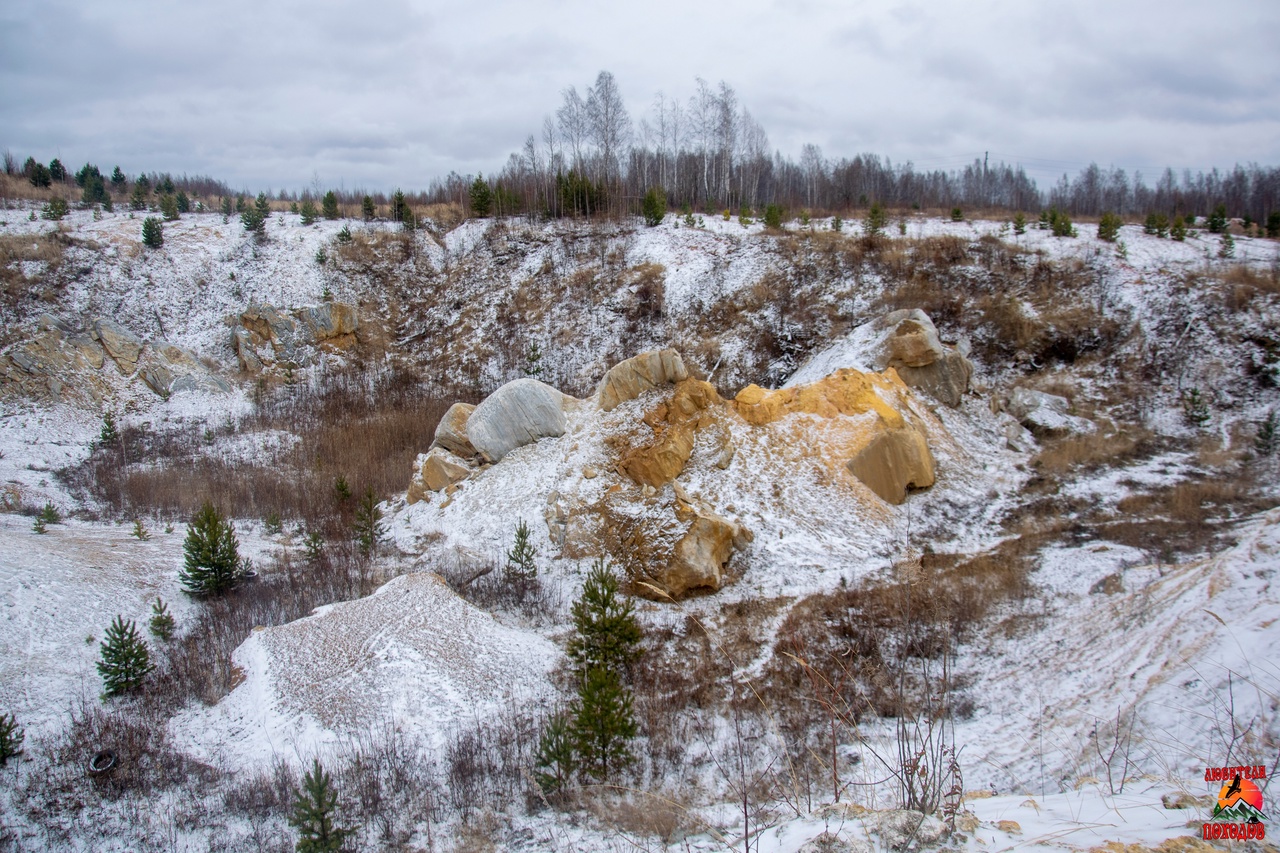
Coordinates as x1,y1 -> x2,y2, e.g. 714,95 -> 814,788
1213,776 -> 1266,823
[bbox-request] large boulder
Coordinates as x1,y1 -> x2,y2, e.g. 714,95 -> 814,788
597,349 -> 689,411
875,310 -> 973,407
1006,387 -> 1095,437
431,402 -> 477,458
847,427 -> 935,504
407,448 -> 471,503
91,317 -> 144,372
787,310 -> 973,407
466,378 -> 574,463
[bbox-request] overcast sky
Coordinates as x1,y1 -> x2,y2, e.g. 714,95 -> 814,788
2,0 -> 1277,194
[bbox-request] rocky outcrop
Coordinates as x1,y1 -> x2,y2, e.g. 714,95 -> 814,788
597,348 -> 689,411
233,302 -> 360,374
431,402 -> 477,458
556,486 -> 750,600
407,448 -> 471,503
466,378 -> 575,463
617,379 -> 720,487
1,315 -> 228,404
875,310 -> 973,407
1006,387 -> 1095,437
734,369 -> 908,427
847,427 -> 935,504
91,318 -> 144,373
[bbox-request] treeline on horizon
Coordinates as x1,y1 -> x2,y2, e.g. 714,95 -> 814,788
7,70 -> 1280,224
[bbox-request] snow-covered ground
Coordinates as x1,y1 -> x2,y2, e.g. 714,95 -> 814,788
1,204 -> 1277,850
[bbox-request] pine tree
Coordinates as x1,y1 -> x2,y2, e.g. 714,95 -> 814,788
110,166 -> 126,190
149,597 -> 176,641
1097,211 -> 1122,242
28,162 -> 51,188
130,182 -> 149,211
41,196 -> 68,221
1267,211 -> 1280,239
299,198 -> 318,225
289,759 -> 353,853
321,190 -> 340,220
390,189 -> 407,223
1170,215 -> 1187,242
100,410 -> 119,445
242,192 -> 270,240
567,558 -> 641,677
353,487 -> 382,558
180,502 -> 241,595
571,666 -> 637,782
470,174 -> 492,218
1207,204 -> 1228,234
764,203 -> 784,230
160,194 -> 180,221
862,201 -> 886,238
0,711 -> 23,766
220,196 -> 233,218
641,186 -> 666,227
48,158 -> 66,182
361,195 -> 375,220
97,615 -> 153,697
142,216 -> 164,249
1012,212 -> 1026,235
533,711 -> 577,796
39,502 -> 59,525
505,518 -> 538,596
132,519 -> 150,540
176,190 -> 190,213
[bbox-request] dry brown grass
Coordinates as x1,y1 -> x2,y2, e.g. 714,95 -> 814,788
1215,263 -> 1280,310
63,367 -> 455,528
1032,426 -> 1156,478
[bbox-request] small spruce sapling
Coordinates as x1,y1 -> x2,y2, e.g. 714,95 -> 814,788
41,196 -> 69,221
333,476 -> 352,504
149,598 -> 175,641
299,198 -> 318,225
361,195 -> 376,220
99,411 -> 119,446
39,502 -> 59,525
1012,212 -> 1027,235
289,758 -> 354,852
1170,215 -> 1188,242
641,186 -> 666,227
132,519 -> 150,540
97,615 -> 153,697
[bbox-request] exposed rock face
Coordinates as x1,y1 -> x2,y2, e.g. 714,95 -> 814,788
233,302 -> 360,374
617,379 -> 720,487
560,488 -> 749,600
875,309 -> 973,407
734,369 -> 907,427
466,378 -> 574,463
847,427 -> 935,504
91,318 -> 144,372
1,315 -> 229,404
431,402 -> 477,458
597,348 -> 689,411
407,448 -> 471,503
1006,387 -> 1095,437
